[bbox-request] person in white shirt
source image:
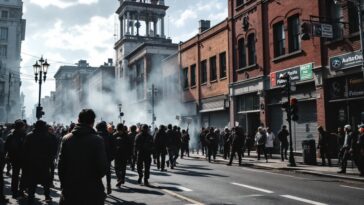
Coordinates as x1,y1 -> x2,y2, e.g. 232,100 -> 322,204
265,127 -> 275,159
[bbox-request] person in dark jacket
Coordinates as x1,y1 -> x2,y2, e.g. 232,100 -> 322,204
0,134 -> 8,203
317,126 -> 332,166
181,129 -> 190,158
134,124 -> 154,186
223,128 -> 231,159
23,120 -> 58,203
227,127 -> 245,166
154,125 -> 167,171
166,124 -> 179,169
205,127 -> 218,163
58,109 -> 108,205
96,121 -> 115,195
128,125 -> 138,171
199,128 -> 207,156
114,123 -> 132,187
277,125 -> 289,161
5,119 -> 26,198
355,124 -> 364,176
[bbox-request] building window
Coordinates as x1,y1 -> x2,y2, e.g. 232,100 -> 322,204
273,21 -> 285,57
238,38 -> 246,68
288,15 -> 300,52
200,60 -> 207,84
182,67 -> 188,89
237,93 -> 260,112
348,2 -> 359,33
0,45 -> 7,57
210,56 -> 217,81
236,0 -> 245,6
1,10 -> 8,19
219,52 -> 226,78
191,64 -> 196,86
327,1 -> 342,40
0,27 -> 8,41
247,34 -> 256,65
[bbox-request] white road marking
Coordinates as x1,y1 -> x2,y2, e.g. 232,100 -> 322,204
162,189 -> 204,205
176,186 -> 193,192
231,182 -> 274,193
340,185 -> 364,191
241,167 -> 307,180
280,195 -> 328,205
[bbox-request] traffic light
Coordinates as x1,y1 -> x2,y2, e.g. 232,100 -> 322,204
300,22 -> 311,40
290,98 -> 299,121
36,106 -> 45,119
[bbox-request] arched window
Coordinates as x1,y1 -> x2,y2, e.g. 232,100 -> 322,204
247,33 -> 256,65
238,38 -> 246,68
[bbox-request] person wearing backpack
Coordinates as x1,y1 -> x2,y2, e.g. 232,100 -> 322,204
134,124 -> 154,186
255,127 -> 268,163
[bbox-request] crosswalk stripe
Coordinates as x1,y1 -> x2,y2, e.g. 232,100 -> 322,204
231,182 -> 274,193
280,195 -> 328,205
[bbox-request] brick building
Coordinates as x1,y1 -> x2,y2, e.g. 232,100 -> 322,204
180,20 -> 230,129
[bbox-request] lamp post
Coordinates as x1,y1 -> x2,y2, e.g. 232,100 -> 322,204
33,56 -> 50,120
334,0 -> 364,77
118,103 -> 123,123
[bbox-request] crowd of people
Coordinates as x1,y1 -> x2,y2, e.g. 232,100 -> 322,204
0,108 -> 364,204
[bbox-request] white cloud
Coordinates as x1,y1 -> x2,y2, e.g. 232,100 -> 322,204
29,0 -> 98,9
173,9 -> 198,28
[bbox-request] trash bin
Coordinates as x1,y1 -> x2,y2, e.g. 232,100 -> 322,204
302,139 -> 317,165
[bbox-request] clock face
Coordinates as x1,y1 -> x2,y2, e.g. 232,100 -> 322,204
331,58 -> 342,70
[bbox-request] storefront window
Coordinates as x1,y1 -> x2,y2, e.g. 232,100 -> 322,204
237,93 -> 259,112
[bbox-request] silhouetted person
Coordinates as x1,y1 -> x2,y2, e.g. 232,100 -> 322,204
223,128 -> 231,159
135,124 -> 154,186
128,125 -> 138,171
205,127 -> 218,163
181,129 -> 190,158
96,121 -> 115,195
355,124 -> 364,176
23,120 -> 57,203
199,128 -> 207,156
255,127 -> 268,163
317,126 -> 332,166
5,119 -> 26,198
0,133 -> 8,203
166,124 -> 179,169
58,109 -> 108,205
114,123 -> 132,187
154,125 -> 167,171
338,125 -> 356,174
227,127 -> 245,166
278,125 -> 289,161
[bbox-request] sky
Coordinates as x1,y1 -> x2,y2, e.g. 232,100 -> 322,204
20,0 -> 228,117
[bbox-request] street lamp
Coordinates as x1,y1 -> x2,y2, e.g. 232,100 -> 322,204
118,103 -> 124,123
334,0 -> 364,77
33,56 -> 50,120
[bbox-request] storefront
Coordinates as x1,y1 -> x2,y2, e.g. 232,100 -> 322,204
268,63 -> 317,152
230,77 -> 264,138
326,51 -> 364,131
200,95 -> 230,129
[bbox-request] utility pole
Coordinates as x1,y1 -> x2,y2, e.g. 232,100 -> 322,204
6,73 -> 11,123
151,84 -> 156,129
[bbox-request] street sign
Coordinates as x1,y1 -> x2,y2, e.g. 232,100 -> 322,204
313,23 -> 333,38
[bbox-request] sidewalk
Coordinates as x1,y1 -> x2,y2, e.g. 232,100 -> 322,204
189,152 -> 364,182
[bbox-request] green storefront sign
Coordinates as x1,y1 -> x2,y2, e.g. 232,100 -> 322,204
300,63 -> 313,81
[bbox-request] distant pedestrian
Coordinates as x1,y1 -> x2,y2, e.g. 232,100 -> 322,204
255,127 -> 268,163
128,125 -> 138,171
277,125 -> 289,161
317,126 -> 332,166
205,128 -> 218,163
154,125 -> 168,171
354,124 -> 364,176
199,128 -> 207,156
338,125 -> 356,174
114,123 -> 132,187
181,129 -> 190,158
134,124 -> 154,186
227,127 -> 245,166
223,128 -> 231,159
265,128 -> 275,159
58,109 -> 108,205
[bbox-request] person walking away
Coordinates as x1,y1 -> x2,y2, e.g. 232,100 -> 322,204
255,127 -> 268,163
244,134 -> 253,157
134,124 -> 154,186
317,126 -> 332,166
0,132 -> 8,203
227,127 -> 245,166
153,125 -> 168,171
58,109 -> 108,205
205,128 -> 218,163
5,119 -> 26,199
96,121 -> 115,195
265,128 -> 275,159
199,128 -> 207,157
277,125 -> 289,161
355,124 -> 364,176
128,125 -> 138,171
338,125 -> 356,174
166,124 -> 179,169
337,127 -> 345,165
181,129 -> 190,158
223,128 -> 231,159
23,120 -> 58,203
114,123 -> 132,187
48,125 -> 59,187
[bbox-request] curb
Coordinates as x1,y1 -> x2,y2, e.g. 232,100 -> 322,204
189,155 -> 364,182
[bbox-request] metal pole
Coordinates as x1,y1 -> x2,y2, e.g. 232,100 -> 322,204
6,73 -> 11,123
37,71 -> 42,120
152,84 -> 155,129
287,77 -> 296,167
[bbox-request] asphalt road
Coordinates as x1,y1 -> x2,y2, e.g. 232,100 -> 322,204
3,155 -> 364,204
